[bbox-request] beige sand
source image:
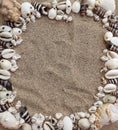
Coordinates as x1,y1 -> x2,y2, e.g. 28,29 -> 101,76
0,0 -> 118,130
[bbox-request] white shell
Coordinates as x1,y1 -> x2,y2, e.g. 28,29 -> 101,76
110,37 -> 118,46
0,69 -> 11,80
87,0 -> 96,8
22,123 -> 32,130
55,113 -> 63,119
104,31 -> 113,41
56,15 -> 63,20
103,95 -> 116,103
48,8 -> 57,19
107,51 -> 118,59
63,116 -> 73,130
72,0 -> 80,13
0,32 -> 12,42
0,111 -> 20,129
0,91 -> 12,100
89,106 -> 97,113
89,114 -> 96,124
94,101 -> 103,107
103,84 -> 117,93
2,49 -> 15,59
0,59 -> 12,70
66,0 -> 72,14
0,26 -> 12,32
12,28 -> 22,36
78,118 -> 90,129
105,58 -> 118,69
105,69 -> 118,79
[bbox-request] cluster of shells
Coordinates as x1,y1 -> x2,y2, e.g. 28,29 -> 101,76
0,0 -> 118,130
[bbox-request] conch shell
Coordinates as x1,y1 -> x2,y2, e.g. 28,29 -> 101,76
94,103 -> 118,129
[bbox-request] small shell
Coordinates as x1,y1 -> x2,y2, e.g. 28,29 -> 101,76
56,15 -> 63,20
55,113 -> 63,119
103,84 -> 117,93
0,32 -> 12,42
94,101 -> 103,107
103,94 -> 116,103
89,106 -> 97,113
72,0 -> 80,13
78,118 -> 90,129
0,69 -> 11,80
104,31 -> 113,41
0,26 -> 12,32
105,58 -> 118,69
63,116 -> 73,130
77,112 -> 86,118
0,59 -> 12,70
110,37 -> 118,46
43,121 -> 55,130
105,69 -> 118,79
107,51 -> 118,59
0,90 -> 12,100
2,49 -> 15,59
57,1 -> 66,10
66,0 -> 72,14
89,114 -> 96,124
22,123 -> 32,130
48,8 -> 57,19
12,28 -> 22,36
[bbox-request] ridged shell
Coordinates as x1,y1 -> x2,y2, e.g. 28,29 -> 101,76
1,49 -> 15,59
78,118 -> 90,129
107,51 -> 118,59
48,8 -> 57,19
103,95 -> 116,103
103,84 -> 117,93
63,116 -> 73,130
105,69 -> 118,79
72,0 -> 80,13
105,58 -> 118,69
0,69 -> 11,80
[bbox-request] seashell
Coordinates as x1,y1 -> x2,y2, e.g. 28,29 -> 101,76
0,90 -> 12,100
70,114 -> 75,123
0,59 -> 12,70
1,49 -> 15,59
0,32 -> 12,42
0,79 -> 12,91
0,26 -> 12,33
66,0 -> 72,14
105,58 -> 118,70
104,31 -> 113,41
110,37 -> 118,46
0,69 -> 11,80
94,101 -> 103,108
55,112 -> 63,119
56,15 -> 63,20
44,121 -> 55,130
89,106 -> 97,113
98,86 -> 103,92
105,69 -> 118,79
48,8 -> 57,19
80,0 -> 88,16
77,112 -> 86,118
15,100 -> 22,110
112,91 -> 118,98
89,114 -> 96,124
103,84 -> 117,93
100,0 -> 116,13
0,111 -> 20,129
63,116 -> 73,130
103,94 -> 116,103
57,1 -> 66,10
22,123 -> 32,130
72,0 -> 80,13
90,124 -> 98,130
107,51 -> 118,59
78,118 -> 90,129
12,28 -> 22,36
0,101 -> 14,112
57,120 -> 64,129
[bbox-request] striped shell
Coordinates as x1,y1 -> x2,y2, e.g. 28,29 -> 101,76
103,84 -> 117,93
105,69 -> 118,79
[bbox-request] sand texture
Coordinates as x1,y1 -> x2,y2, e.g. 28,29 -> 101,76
0,0 -> 118,130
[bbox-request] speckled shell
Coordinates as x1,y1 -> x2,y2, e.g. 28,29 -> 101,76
78,118 -> 90,129
105,69 -> 118,79
105,58 -> 118,69
103,84 -> 117,93
0,111 -> 20,129
63,116 -> 73,130
103,94 -> 116,103
48,8 -> 57,19
72,0 -> 80,13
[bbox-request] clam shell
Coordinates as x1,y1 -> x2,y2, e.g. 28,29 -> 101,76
1,49 -> 15,59
0,32 -> 12,42
78,118 -> 90,129
72,0 -> 80,13
48,8 -> 57,19
107,51 -> 118,59
103,94 -> 116,103
103,84 -> 117,93
105,58 -> 118,69
105,69 -> 118,79
0,69 -> 11,80
63,116 -> 73,130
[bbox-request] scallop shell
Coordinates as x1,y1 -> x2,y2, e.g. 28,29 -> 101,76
63,116 -> 73,130
105,69 -> 118,79
0,69 -> 11,80
105,58 -> 118,69
72,0 -> 80,13
103,94 -> 116,103
48,8 -> 57,19
78,118 -> 90,129
1,49 -> 15,59
0,111 -> 20,129
107,51 -> 118,59
103,84 -> 117,93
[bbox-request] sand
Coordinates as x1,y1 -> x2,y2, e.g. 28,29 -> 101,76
0,0 -> 118,130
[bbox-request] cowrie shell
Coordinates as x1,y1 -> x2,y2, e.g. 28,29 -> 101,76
0,69 -> 11,79
1,49 -> 15,59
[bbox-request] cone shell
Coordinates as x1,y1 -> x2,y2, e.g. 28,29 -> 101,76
104,84 -> 117,93
105,69 -> 118,79
105,58 -> 118,69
